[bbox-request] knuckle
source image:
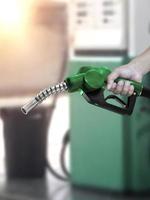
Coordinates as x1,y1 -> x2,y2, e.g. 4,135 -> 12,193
118,80 -> 124,86
112,83 -> 116,89
130,85 -> 134,91
116,87 -> 122,93
122,89 -> 129,96
123,87 -> 129,93
125,81 -> 130,86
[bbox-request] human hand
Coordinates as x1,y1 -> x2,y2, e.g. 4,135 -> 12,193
107,64 -> 143,96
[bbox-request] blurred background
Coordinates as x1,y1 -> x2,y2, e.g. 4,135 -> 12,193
0,0 -> 149,199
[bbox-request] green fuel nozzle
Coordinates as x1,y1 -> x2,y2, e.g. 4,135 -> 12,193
65,66 -> 143,95
65,66 -> 111,93
21,66 -> 148,115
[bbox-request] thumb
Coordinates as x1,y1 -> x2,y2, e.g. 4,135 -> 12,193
107,71 -> 119,89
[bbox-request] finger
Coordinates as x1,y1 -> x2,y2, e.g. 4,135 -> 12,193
128,85 -> 134,96
121,81 -> 131,96
107,71 -> 119,90
112,80 -> 124,94
110,82 -> 117,92
107,83 -> 113,90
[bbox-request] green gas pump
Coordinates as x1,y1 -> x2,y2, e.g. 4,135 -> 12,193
69,58 -> 150,192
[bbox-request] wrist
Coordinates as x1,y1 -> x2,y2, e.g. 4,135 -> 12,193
129,59 -> 149,76
130,55 -> 150,75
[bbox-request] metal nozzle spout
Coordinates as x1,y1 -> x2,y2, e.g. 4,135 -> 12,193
21,81 -> 68,115
21,98 -> 39,115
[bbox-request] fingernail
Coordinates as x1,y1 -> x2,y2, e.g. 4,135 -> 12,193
107,84 -> 111,90
118,80 -> 124,86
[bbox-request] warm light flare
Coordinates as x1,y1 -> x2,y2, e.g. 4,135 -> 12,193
0,0 -> 22,30
0,0 -> 34,36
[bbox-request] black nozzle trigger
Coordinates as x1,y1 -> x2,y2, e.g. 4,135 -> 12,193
82,89 -> 137,115
105,95 -> 126,107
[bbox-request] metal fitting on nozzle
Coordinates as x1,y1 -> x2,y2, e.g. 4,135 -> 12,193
21,81 -> 68,115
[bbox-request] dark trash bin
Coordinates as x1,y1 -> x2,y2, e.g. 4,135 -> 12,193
0,106 -> 53,179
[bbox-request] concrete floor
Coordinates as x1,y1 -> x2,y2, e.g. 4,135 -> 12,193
0,171 -> 150,200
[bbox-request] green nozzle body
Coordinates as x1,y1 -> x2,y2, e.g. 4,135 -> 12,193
65,66 -> 143,96
65,66 -> 110,93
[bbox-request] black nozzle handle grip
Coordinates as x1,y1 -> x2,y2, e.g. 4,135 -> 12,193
141,87 -> 150,99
